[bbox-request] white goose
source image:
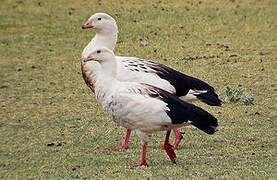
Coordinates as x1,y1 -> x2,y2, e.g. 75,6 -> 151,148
81,13 -> 222,150
83,47 -> 218,167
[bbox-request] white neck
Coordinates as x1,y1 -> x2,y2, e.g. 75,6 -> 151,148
95,59 -> 118,90
82,28 -> 118,59
94,30 -> 118,51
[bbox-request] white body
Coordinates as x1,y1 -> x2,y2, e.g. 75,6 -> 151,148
85,59 -> 184,142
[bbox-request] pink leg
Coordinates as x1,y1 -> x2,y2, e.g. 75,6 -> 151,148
164,131 -> 177,164
173,129 -> 185,150
105,129 -> 131,151
130,142 -> 148,168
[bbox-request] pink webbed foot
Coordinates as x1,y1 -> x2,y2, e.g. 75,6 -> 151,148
129,160 -> 148,168
164,143 -> 177,164
173,129 -> 185,150
164,131 -> 177,164
128,142 -> 148,168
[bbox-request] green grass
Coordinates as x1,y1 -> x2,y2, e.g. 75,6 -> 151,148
0,0 -> 276,178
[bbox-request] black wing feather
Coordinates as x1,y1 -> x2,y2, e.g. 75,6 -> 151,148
144,84 -> 218,135
142,59 -> 222,106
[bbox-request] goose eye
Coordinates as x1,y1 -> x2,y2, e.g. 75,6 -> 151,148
97,17 -> 102,21
97,50 -> 101,53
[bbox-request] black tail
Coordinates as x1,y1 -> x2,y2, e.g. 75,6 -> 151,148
168,101 -> 218,134
143,84 -> 219,135
195,91 -> 222,106
187,105 -> 218,134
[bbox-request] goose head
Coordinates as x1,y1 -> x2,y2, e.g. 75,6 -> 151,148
82,13 -> 118,34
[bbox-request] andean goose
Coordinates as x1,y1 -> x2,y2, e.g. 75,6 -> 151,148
81,13 -> 222,150
83,47 -> 218,167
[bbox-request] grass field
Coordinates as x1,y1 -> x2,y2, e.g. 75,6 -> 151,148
0,0 -> 276,178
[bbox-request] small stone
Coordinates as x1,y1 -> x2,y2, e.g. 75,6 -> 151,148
259,52 -> 265,55
0,85 -> 8,89
140,40 -> 148,47
72,165 -> 80,171
47,143 -> 55,147
229,54 -> 237,58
